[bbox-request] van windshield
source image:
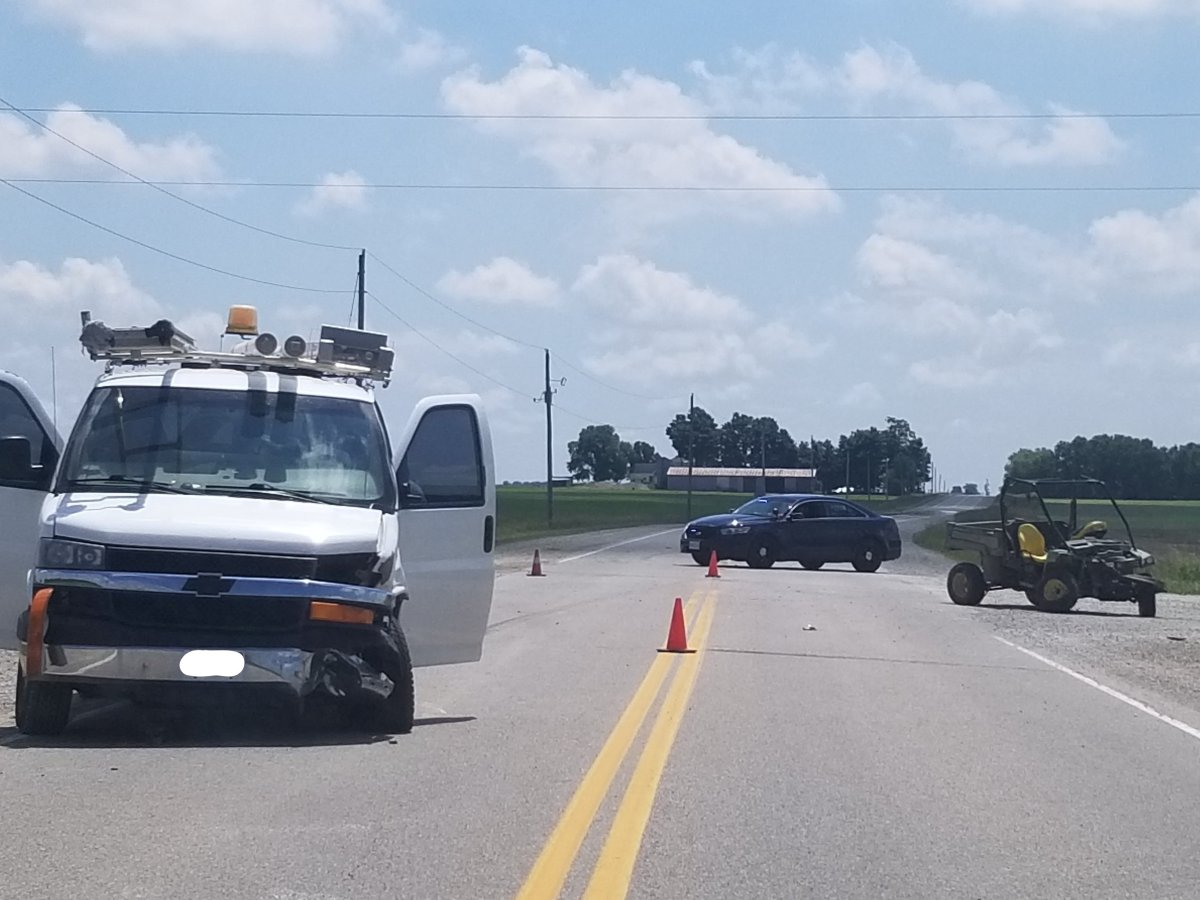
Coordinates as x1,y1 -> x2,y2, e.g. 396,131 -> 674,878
58,385 -> 395,510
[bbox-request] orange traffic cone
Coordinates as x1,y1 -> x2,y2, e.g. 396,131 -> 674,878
706,550 -> 720,578
528,549 -> 545,577
659,597 -> 697,654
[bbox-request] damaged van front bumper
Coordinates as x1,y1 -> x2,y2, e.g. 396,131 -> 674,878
20,568 -> 403,704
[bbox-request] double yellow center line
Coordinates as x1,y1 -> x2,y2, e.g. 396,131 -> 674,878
517,590 -> 718,900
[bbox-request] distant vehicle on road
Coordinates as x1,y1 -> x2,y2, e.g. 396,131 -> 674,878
680,494 -> 902,572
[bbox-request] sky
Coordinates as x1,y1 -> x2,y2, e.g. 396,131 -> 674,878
1,0 -> 1199,487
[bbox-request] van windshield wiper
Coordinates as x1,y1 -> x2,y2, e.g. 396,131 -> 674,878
209,483 -> 340,505
67,476 -> 198,494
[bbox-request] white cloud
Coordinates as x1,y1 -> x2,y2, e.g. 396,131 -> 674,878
840,44 -> 1124,166
0,104 -> 221,180
23,0 -> 396,55
293,171 -> 369,217
399,27 -> 466,71
572,254 -> 824,387
436,257 -> 559,306
0,257 -> 160,323
962,0 -> 1200,22
441,47 -> 839,223
693,43 -> 1123,167
1088,193 -> 1200,293
840,382 -> 884,407
857,233 -> 989,300
908,356 -> 1001,390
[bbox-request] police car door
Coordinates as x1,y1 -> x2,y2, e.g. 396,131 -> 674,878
0,373 -> 61,651
393,395 -> 496,667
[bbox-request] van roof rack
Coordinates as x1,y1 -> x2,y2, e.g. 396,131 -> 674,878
78,309 -> 394,386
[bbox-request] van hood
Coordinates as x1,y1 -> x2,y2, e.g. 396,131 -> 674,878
48,492 -> 385,555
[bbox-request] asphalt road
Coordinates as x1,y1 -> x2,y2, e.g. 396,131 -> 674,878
4,506 -> 1200,899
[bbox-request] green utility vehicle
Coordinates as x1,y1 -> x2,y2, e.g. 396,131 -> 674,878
944,477 -> 1163,616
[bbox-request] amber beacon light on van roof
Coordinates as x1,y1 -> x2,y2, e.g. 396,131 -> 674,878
77,304 -> 395,386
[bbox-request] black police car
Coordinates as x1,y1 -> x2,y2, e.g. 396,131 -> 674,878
680,494 -> 902,572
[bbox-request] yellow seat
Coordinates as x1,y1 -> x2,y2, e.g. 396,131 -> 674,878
1018,523 -> 1048,564
1073,520 -> 1108,540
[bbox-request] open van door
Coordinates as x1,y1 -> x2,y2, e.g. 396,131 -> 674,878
394,395 -> 496,667
0,372 -> 61,651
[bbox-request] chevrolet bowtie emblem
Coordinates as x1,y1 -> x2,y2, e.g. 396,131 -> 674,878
183,573 -> 237,598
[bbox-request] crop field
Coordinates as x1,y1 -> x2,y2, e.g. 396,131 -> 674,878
496,486 -> 929,544
915,498 -> 1200,594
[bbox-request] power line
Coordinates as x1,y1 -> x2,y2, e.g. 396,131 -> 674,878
7,177 -> 1200,194
13,105 -> 1200,121
0,96 -> 360,253
366,291 -> 533,398
368,292 -> 663,431
1,179 -> 349,295
366,251 -> 683,403
368,252 -> 541,351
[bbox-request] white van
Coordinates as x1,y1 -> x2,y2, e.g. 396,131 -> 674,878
0,308 -> 496,736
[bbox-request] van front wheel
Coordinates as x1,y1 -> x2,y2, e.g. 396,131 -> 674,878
15,666 -> 73,737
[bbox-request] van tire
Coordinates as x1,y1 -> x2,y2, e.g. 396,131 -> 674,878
15,666 -> 73,737
374,619 -> 415,734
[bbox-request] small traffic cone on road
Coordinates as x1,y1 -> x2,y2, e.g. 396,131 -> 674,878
528,549 -> 545,577
706,550 -> 720,578
659,597 -> 696,654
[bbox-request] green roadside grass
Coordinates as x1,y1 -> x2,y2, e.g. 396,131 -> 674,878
496,486 -> 933,544
913,499 -> 1200,594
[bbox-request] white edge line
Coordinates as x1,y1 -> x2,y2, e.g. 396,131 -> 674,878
556,528 -> 680,564
994,636 -> 1200,742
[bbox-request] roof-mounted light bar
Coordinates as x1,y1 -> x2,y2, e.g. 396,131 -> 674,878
78,307 -> 395,385
80,311 -> 196,361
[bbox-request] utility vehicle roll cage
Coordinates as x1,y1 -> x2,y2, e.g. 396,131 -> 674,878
999,476 -> 1138,551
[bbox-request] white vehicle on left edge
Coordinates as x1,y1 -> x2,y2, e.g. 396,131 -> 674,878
0,306 -> 496,736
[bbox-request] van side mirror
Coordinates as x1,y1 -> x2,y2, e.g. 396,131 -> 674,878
0,436 -> 37,483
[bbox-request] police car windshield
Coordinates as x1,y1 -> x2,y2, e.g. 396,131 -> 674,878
59,385 -> 395,509
733,497 -> 794,518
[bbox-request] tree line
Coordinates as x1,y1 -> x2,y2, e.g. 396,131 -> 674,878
568,407 -> 932,495
1006,435 -> 1200,500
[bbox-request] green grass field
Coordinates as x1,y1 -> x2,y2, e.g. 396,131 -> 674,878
496,486 -> 931,544
913,498 -> 1200,594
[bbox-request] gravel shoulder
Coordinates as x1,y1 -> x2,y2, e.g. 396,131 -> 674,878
0,649 -> 16,728
883,503 -> 1200,727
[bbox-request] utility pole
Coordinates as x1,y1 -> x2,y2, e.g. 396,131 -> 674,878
357,249 -> 366,330
845,448 -> 851,496
760,424 -> 766,491
544,349 -> 554,527
687,393 -> 694,522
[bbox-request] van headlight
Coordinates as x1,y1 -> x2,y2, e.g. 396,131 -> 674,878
39,538 -> 106,570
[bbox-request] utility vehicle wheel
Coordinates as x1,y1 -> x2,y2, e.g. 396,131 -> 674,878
1035,569 -> 1079,614
353,619 -> 415,735
1024,588 -> 1042,609
851,541 -> 884,573
947,562 -> 986,606
747,538 -> 777,569
800,559 -> 824,571
690,550 -> 710,566
15,666 -> 73,737
1137,591 -> 1157,619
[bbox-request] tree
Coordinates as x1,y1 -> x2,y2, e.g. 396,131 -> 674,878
881,417 -> 931,494
718,412 -> 758,467
568,425 -> 629,482
627,441 -> 660,465
1005,447 -> 1057,480
666,406 -> 719,465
